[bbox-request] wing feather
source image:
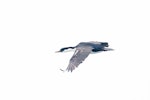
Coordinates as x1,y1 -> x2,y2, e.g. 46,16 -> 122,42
66,46 -> 93,72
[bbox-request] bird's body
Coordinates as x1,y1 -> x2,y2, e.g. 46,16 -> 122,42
56,41 -> 113,72
78,42 -> 108,52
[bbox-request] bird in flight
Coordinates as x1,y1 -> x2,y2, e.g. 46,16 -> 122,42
56,41 -> 113,72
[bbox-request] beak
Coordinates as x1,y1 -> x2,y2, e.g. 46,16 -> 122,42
55,51 -> 60,53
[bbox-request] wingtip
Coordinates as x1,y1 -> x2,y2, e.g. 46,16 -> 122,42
60,68 -> 65,72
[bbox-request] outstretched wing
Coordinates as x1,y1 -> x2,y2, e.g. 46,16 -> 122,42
66,46 -> 93,72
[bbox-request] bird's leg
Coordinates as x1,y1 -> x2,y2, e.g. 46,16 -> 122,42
103,48 -> 114,51
56,46 -> 75,52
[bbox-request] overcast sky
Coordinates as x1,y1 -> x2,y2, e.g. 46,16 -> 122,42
0,0 -> 150,100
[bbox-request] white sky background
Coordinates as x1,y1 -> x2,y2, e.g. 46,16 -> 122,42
0,0 -> 150,100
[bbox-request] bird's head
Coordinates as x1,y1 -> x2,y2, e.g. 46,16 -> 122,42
101,42 -> 109,47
